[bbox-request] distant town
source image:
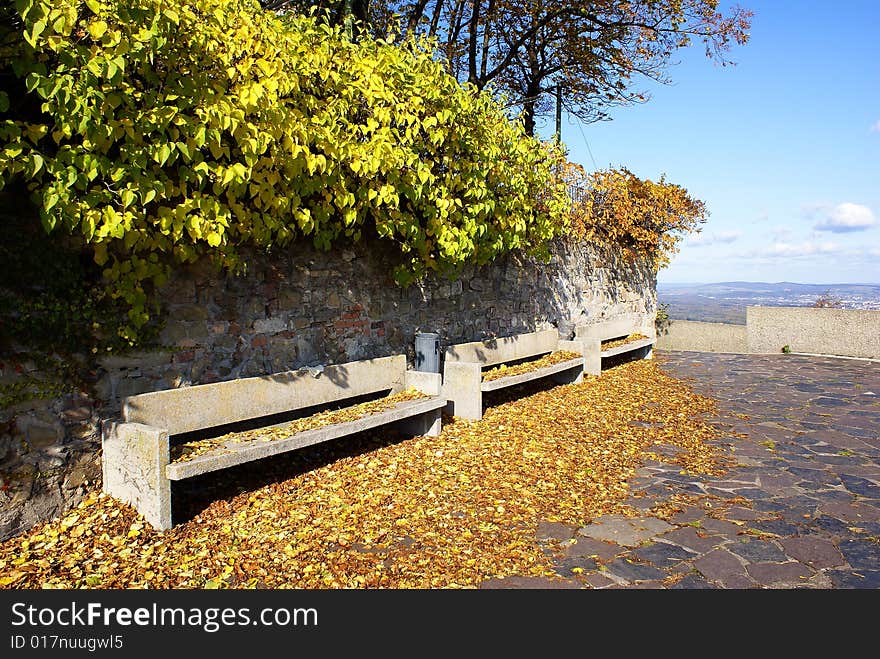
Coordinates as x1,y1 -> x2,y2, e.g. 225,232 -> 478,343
658,282 -> 880,325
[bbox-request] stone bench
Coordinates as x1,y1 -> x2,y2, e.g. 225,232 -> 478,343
576,317 -> 656,364
102,355 -> 445,530
441,328 -> 597,420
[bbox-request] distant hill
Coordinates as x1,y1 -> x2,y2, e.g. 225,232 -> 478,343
657,282 -> 880,325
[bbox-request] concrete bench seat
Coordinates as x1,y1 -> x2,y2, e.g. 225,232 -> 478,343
102,355 -> 444,530
166,396 -> 447,481
576,317 -> 656,366
479,356 -> 585,392
600,337 -> 655,359
442,329 -> 598,420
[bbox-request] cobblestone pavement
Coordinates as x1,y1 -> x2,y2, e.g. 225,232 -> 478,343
481,351 -> 880,589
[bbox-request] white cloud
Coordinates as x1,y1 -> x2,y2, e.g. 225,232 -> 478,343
813,202 -> 876,233
762,241 -> 840,257
687,230 -> 742,246
871,119 -> 880,133
770,226 -> 793,239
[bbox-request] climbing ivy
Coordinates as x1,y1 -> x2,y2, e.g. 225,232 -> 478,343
0,0 -> 570,344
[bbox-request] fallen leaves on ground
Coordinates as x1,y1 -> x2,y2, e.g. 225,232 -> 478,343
172,388 -> 428,463
601,333 -> 649,350
0,359 -> 725,589
481,350 -> 582,382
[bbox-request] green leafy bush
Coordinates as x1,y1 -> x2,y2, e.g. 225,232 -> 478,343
1,0 -> 569,343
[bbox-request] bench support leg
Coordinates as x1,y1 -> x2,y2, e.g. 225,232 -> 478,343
560,339 -> 601,376
399,408 -> 442,438
102,422 -> 172,531
551,365 -> 584,386
442,362 -> 483,420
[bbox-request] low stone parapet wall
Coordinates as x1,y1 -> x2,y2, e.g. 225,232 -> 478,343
746,307 -> 879,359
657,307 -> 879,360
656,320 -> 747,354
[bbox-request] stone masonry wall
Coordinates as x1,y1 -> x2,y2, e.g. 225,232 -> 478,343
0,238 -> 656,540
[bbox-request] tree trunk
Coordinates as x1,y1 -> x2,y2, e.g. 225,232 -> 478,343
352,0 -> 370,24
479,0 -> 496,81
429,0 -> 445,37
467,0 -> 482,87
521,54 -> 543,137
406,0 -> 431,35
522,85 -> 540,137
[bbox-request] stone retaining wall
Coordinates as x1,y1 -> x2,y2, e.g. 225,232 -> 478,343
0,238 -> 656,540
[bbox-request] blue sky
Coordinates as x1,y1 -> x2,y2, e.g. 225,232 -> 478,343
554,0 -> 880,285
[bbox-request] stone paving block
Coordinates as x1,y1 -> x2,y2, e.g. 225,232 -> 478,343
826,570 -> 880,589
728,538 -> 788,563
623,580 -> 666,589
583,572 -> 617,588
660,527 -> 727,554
840,475 -> 880,498
479,576 -> 581,589
729,488 -> 775,500
693,549 -> 747,582
813,454 -> 867,467
842,427 -> 880,442
635,352 -> 880,589
630,542 -> 697,568
536,520 -> 577,542
668,574 -> 716,589
603,559 -> 666,583
622,495 -> 660,512
804,429 -> 876,450
554,556 -> 599,577
719,574 -> 758,589
838,539 -> 880,571
776,443 -> 820,458
670,483 -> 707,495
670,507 -> 708,525
810,515 -> 851,536
752,500 -> 787,514
577,515 -> 672,547
821,488 -> 862,501
842,466 -> 880,480
746,561 -> 814,587
779,536 -> 845,569
701,518 -> 745,537
748,519 -> 803,536
638,484 -> 676,500
564,537 -> 623,561
852,521 -> 880,536
769,495 -> 822,519
730,456 -> 765,467
818,500 -> 880,523
758,472 -> 801,490
813,397 -> 850,408
724,506 -> 766,522
788,467 -> 841,485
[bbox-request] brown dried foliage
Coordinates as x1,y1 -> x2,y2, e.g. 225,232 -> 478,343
600,333 -> 649,350
481,350 -> 581,382
0,359 -> 725,589
173,388 -> 429,464
564,163 -> 707,270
